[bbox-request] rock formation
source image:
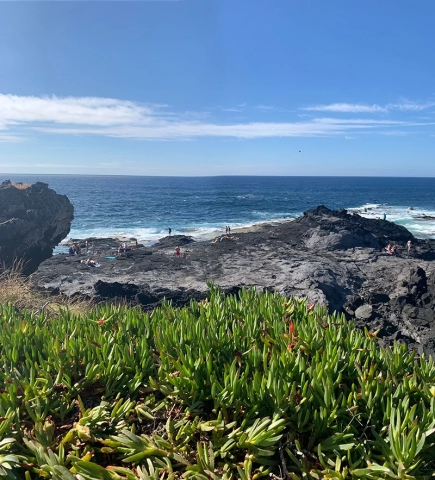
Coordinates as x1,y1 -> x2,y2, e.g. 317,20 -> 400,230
33,206 -> 435,355
0,180 -> 74,273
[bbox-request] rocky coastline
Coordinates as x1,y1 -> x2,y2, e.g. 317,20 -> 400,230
0,180 -> 74,274
31,205 -> 435,356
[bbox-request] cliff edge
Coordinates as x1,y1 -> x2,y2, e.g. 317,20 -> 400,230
0,180 -> 74,273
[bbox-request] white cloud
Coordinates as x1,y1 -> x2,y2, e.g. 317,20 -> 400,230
303,103 -> 387,113
393,101 -> 435,111
302,100 -> 435,114
221,107 -> 243,112
312,118 -> 407,125
0,93 -> 433,141
0,94 -> 160,127
34,118 -> 423,139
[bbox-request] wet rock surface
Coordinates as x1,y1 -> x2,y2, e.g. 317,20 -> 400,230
0,181 -> 74,273
33,206 -> 435,355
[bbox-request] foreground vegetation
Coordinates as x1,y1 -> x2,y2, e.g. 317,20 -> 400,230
0,262 -> 92,317
1,287 -> 435,479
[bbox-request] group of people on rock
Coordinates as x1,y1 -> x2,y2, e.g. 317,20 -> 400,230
211,234 -> 238,243
80,258 -> 98,267
69,241 -> 93,256
68,241 -> 99,267
117,240 -> 138,254
174,245 -> 190,258
210,225 -> 238,244
386,240 -> 412,256
386,243 -> 398,255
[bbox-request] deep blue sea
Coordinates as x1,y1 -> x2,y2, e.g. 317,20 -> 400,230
1,175 -> 435,242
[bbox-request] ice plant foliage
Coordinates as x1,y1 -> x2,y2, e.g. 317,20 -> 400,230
0,287 -> 435,478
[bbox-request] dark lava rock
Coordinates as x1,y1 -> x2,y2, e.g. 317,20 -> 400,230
370,293 -> 390,304
156,235 -> 195,248
413,215 -> 435,221
0,181 -> 74,273
33,205 -> 435,355
292,205 -> 414,251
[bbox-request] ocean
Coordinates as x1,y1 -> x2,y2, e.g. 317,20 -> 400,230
1,175 -> 435,243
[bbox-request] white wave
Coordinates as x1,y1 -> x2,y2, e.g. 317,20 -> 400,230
61,216 -> 298,244
347,203 -> 383,214
63,225 -> 226,244
236,193 -> 258,199
347,203 -> 435,239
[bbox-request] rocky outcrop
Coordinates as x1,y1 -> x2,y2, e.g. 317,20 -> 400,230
344,265 -> 435,354
33,206 -> 435,354
0,180 -> 74,273
294,205 -> 415,251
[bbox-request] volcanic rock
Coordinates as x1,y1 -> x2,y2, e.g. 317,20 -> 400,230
33,205 -> 435,355
355,304 -> 373,320
0,180 -> 74,273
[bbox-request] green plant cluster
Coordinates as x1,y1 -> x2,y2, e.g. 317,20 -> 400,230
1,287 -> 435,479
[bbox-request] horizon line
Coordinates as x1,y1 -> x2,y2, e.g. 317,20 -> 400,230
1,173 -> 435,179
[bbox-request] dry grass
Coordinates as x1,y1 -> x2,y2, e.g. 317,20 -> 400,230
0,260 -> 34,309
11,181 -> 32,190
0,260 -> 93,316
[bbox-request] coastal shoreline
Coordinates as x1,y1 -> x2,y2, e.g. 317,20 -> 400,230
35,206 -> 435,357
60,216 -> 297,247
58,204 -> 435,245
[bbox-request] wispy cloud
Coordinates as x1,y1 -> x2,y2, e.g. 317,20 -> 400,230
303,103 -> 387,113
34,118 -> 429,139
97,161 -> 121,167
255,105 -> 279,111
0,94 -> 163,127
221,107 -> 243,112
255,104 -> 294,113
220,103 -> 246,112
0,93 -> 433,141
378,130 -> 410,136
0,133 -> 24,143
302,100 -> 435,114
393,101 -> 435,111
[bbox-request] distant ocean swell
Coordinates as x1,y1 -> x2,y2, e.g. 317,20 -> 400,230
1,175 -> 435,243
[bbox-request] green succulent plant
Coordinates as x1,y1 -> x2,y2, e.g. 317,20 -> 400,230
1,287 -> 435,478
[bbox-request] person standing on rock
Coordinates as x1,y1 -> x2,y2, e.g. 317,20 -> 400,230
407,240 -> 412,254
168,228 -> 172,236
383,213 -> 387,220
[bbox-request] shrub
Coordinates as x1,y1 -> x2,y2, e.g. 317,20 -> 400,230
0,287 -> 434,479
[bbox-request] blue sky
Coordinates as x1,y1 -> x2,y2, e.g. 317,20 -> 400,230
0,0 -> 434,176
